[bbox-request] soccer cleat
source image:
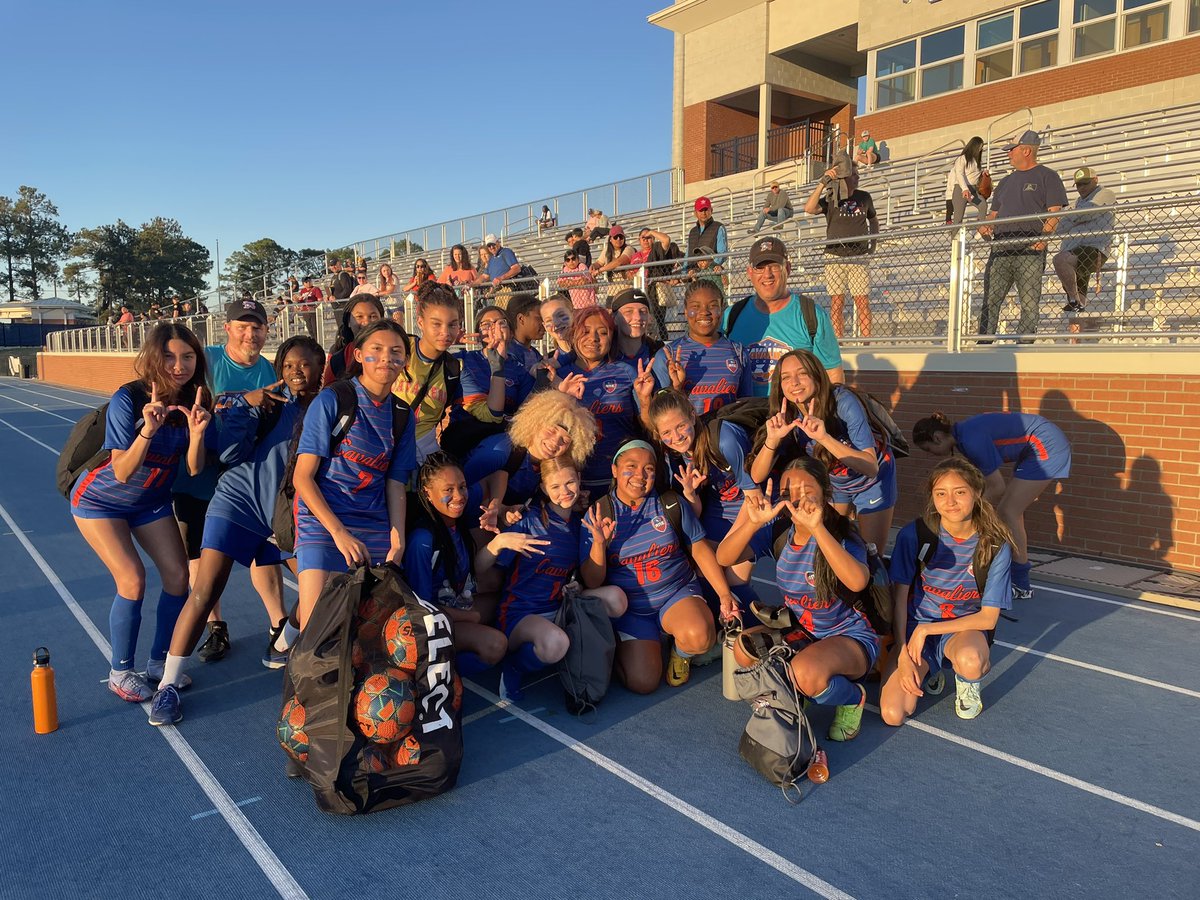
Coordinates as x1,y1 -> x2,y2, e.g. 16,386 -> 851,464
108,668 -> 152,703
827,684 -> 865,742
148,685 -> 182,726
666,646 -> 691,687
197,621 -> 230,662
145,658 -> 192,690
1012,585 -> 1034,601
925,670 -> 946,695
498,664 -> 525,703
955,675 -> 983,720
263,619 -> 290,669
691,637 -> 723,667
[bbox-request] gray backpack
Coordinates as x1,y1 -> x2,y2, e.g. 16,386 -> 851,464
555,585 -> 616,716
733,646 -> 822,803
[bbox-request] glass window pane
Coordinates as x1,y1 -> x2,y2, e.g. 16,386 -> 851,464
921,25 -> 965,64
976,48 -> 1015,83
921,60 -> 964,97
1020,33 -> 1059,71
1074,18 -> 1116,56
1124,5 -> 1169,46
876,41 -> 916,77
876,73 -> 915,109
1190,0 -> 1200,32
1073,0 -> 1115,22
979,14 -> 1014,48
1124,0 -> 1162,9
1020,0 -> 1060,36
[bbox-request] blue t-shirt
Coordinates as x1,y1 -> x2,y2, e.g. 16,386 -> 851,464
463,433 -> 539,504
775,531 -> 877,645
71,385 -> 190,515
497,503 -> 582,624
651,336 -> 745,415
459,349 -> 535,420
723,294 -> 843,396
485,247 -> 519,281
581,492 -> 707,613
889,522 -> 1013,624
952,413 -> 1064,477
294,379 -> 417,541
558,358 -> 640,487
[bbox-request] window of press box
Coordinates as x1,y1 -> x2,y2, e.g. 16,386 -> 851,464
1123,0 -> 1169,49
976,13 -> 1015,84
875,40 -> 916,109
1190,0 -> 1200,32
1073,0 -> 1117,59
1019,0 -> 1060,73
920,25 -> 964,98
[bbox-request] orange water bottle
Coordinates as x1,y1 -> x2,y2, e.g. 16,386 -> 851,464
807,748 -> 829,784
32,647 -> 58,734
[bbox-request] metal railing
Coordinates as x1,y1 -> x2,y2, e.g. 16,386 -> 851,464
911,139 -> 964,215
767,119 -> 832,168
985,106 -> 1034,170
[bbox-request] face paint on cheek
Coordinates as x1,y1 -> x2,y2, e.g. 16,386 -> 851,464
686,309 -> 697,318
363,356 -> 378,363
441,495 -> 452,507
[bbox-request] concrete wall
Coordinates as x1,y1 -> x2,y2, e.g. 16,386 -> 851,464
681,6 -> 769,107
858,0 -> 1016,49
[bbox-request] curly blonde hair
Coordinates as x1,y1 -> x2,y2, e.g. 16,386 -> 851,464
507,390 -> 597,467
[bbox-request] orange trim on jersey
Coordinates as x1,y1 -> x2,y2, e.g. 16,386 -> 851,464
71,460 -> 109,507
994,434 -> 1048,461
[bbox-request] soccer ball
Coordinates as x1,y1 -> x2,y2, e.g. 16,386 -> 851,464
356,593 -> 394,631
360,744 -> 392,774
391,733 -> 422,767
277,696 -> 309,762
353,668 -> 417,744
451,671 -> 463,713
383,607 -> 418,676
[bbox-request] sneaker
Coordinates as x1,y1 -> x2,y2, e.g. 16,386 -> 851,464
145,658 -> 192,690
108,668 -> 152,703
666,646 -> 691,687
828,684 -> 866,742
148,685 -> 182,726
498,664 -> 525,703
955,675 -> 983,719
197,621 -> 230,662
1061,299 -> 1085,313
263,619 -> 290,669
1012,585 -> 1034,601
925,670 -> 946,695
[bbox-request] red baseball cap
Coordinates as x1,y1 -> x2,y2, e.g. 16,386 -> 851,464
694,197 -> 712,212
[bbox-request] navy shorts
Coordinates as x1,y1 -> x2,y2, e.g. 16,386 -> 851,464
201,516 -> 288,569
613,581 -> 703,642
1013,423 -> 1072,481
832,453 -> 897,514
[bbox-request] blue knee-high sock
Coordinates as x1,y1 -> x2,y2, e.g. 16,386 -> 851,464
811,675 -> 863,708
730,582 -> 759,616
509,641 -> 545,675
150,590 -> 188,662
109,594 -> 143,671
1012,560 -> 1033,590
455,651 -> 492,678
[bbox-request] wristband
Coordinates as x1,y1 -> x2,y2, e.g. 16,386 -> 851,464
138,430 -> 153,440
764,443 -> 778,451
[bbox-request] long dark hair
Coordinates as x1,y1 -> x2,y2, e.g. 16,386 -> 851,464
134,322 -> 210,409
414,451 -> 475,593
331,294 -> 386,353
647,388 -> 722,481
921,457 -> 1014,574
781,456 -> 861,602
449,244 -> 471,271
752,348 -> 837,466
963,136 -> 984,169
912,411 -> 954,447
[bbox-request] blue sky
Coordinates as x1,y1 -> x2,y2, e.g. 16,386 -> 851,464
1,1 -> 673,282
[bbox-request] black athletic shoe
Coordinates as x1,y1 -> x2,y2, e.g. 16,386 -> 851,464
1061,299 -> 1085,313
263,618 -> 289,669
197,621 -> 230,662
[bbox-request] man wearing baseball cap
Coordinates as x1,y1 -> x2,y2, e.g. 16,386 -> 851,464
684,196 -> 728,277
1053,167 -> 1117,313
328,258 -> 355,302
978,129 -> 1069,339
854,129 -> 879,167
722,235 -> 844,396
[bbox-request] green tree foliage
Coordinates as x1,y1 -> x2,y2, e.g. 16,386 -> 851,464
0,186 -> 73,303
0,195 -> 17,303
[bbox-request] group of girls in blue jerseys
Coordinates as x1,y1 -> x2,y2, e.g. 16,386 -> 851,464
68,274 -> 1071,746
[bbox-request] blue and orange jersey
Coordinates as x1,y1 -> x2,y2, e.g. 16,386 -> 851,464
665,421 -> 758,540
651,336 -> 745,415
496,502 -> 583,629
581,491 -> 707,613
294,378 -> 417,540
775,531 -> 878,647
71,384 -> 190,515
459,349 -> 535,422
889,521 -> 1013,624
617,342 -> 654,369
952,412 -> 1069,477
557,358 -> 640,487
462,433 -> 540,504
808,384 -> 890,495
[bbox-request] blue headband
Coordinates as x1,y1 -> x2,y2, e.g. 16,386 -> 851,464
614,439 -> 656,461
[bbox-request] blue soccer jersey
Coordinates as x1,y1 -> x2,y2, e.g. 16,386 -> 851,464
581,491 -> 707,613
666,421 -> 758,541
496,503 -> 582,630
651,336 -> 745,415
808,385 -> 889,497
953,413 -> 1072,480
404,524 -> 476,610
558,359 -> 640,487
71,385 -> 190,516
460,349 -> 535,421
775,530 -> 878,646
889,521 -> 1013,624
463,433 -> 540,504
294,379 -> 417,555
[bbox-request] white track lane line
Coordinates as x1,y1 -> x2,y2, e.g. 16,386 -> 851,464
0,391 -> 79,422
992,640 -> 1200,699
4,379 -> 107,402
865,703 -> 1200,834
5,382 -> 104,408
0,485 -> 308,899
0,417 -> 63,454
463,680 -> 855,900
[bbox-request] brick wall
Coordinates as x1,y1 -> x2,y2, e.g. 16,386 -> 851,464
683,100 -> 761,182
850,368 -> 1200,573
38,352 -> 136,396
857,34 -> 1200,142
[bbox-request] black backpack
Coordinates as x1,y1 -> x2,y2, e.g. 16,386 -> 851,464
56,380 -> 151,499
555,586 -> 617,716
272,380 -> 413,554
280,562 -> 463,814
699,397 -> 772,475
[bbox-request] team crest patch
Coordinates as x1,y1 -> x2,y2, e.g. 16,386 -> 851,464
651,515 -> 668,533
505,378 -> 514,388
805,571 -> 816,586
724,357 -> 739,373
604,380 -> 617,394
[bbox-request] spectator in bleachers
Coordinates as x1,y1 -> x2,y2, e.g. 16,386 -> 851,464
685,197 -> 728,278
404,259 -> 436,295
752,181 -> 794,234
350,266 -> 375,297
631,227 -> 683,335
117,305 -> 134,325
804,151 -> 878,338
170,296 -> 183,318
439,244 -> 479,289
538,205 -> 557,234
483,234 -> 521,292
854,130 -> 879,167
1053,167 -> 1117,313
328,258 -> 355,301
559,249 -> 598,308
285,276 -> 300,300
585,209 -> 610,241
376,263 -> 398,300
592,225 -> 635,287
298,275 -> 322,306
977,130 -> 1068,340
722,236 -> 844,395
944,137 -> 989,225
567,227 -> 592,268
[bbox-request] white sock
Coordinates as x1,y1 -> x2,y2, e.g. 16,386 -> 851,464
280,621 -> 301,651
161,653 -> 189,688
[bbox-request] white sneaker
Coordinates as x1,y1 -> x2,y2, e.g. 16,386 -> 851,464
954,675 -> 983,720
109,669 -> 152,703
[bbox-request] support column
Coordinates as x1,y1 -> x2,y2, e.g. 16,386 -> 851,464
757,82 -> 771,170
671,33 -> 685,179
